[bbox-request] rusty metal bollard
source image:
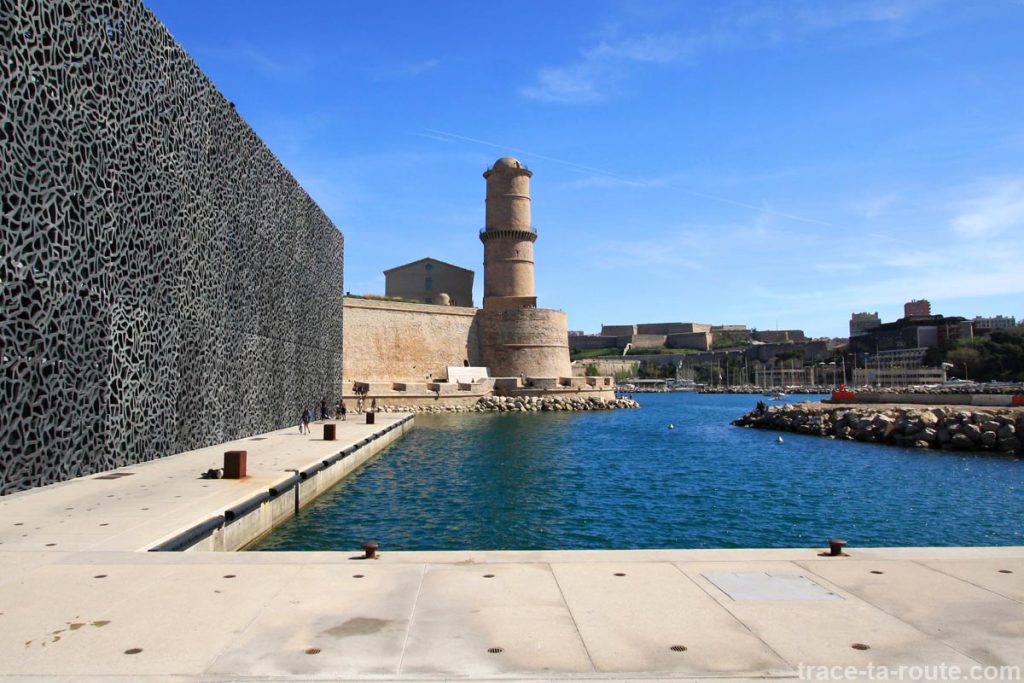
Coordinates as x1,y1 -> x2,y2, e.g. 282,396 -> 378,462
828,538 -> 848,556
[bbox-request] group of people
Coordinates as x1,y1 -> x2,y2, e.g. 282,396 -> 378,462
298,395 -> 376,434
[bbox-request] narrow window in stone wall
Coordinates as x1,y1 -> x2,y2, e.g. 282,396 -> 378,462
425,276 -> 432,291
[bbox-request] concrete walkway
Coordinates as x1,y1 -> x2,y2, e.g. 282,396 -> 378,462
1,417 -> 1023,681
0,413 -> 412,553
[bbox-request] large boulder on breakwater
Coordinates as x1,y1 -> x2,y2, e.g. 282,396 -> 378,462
375,395 -> 641,414
732,401 -> 1022,456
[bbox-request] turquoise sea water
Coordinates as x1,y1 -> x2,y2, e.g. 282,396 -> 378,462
252,393 -> 1024,551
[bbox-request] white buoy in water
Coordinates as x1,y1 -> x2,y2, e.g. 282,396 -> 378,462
776,435 -> 784,444
668,423 -> 675,430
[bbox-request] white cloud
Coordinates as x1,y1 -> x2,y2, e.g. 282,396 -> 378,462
521,1 -> 942,104
583,33 -> 705,64
520,63 -> 609,104
793,0 -> 939,31
368,59 -> 439,80
950,178 -> 1024,237
521,32 -> 706,104
851,193 -> 899,220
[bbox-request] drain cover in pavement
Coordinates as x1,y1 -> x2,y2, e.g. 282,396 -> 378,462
704,572 -> 842,601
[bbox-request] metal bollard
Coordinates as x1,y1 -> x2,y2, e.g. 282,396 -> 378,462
828,538 -> 848,556
223,450 -> 247,479
361,541 -> 379,559
366,412 -> 375,425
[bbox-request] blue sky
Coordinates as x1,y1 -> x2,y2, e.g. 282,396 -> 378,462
147,0 -> 1024,338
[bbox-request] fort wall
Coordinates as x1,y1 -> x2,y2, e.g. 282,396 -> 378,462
342,298 -> 480,383
479,308 -> 572,378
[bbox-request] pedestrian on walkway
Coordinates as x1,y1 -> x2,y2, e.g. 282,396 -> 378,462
339,401 -> 347,421
301,405 -> 312,434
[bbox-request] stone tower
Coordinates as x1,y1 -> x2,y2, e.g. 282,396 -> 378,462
478,157 -> 572,379
480,157 -> 537,309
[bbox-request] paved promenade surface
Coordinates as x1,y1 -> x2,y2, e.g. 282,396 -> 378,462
2,418 -> 1023,681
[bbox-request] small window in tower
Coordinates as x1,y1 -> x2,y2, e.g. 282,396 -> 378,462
425,276 -> 433,291
425,263 -> 433,271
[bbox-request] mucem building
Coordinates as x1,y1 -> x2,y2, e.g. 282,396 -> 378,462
1,1 -> 344,494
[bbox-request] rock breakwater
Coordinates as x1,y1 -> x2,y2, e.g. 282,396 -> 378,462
733,402 -> 1023,454
375,395 -> 640,414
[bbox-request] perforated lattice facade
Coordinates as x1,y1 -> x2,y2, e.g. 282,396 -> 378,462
1,1 -> 344,494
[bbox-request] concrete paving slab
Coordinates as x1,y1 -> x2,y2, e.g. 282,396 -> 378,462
12,562 -> 303,676
208,563 -> 424,677
682,560 -> 982,672
916,558 -> 1024,603
703,570 -> 842,601
399,562 -> 593,676
800,558 -> 1024,667
550,561 -> 790,676
0,562 -> 178,674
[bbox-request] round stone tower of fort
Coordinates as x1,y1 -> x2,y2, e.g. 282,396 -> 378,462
478,157 -> 572,379
480,157 -> 537,309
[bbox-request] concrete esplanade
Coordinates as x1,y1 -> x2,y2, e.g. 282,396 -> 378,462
479,157 -> 572,379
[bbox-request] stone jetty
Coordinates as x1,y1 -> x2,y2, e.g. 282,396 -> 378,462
734,402 -> 1023,454
375,395 -> 640,414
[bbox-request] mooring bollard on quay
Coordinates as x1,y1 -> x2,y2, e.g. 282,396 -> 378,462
223,450 -> 247,479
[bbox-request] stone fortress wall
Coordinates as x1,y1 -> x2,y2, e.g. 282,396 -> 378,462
478,307 -> 571,378
0,1 -> 343,494
343,298 -> 480,383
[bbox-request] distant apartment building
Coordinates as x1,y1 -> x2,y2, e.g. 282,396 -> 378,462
384,257 -> 474,307
754,363 -> 838,388
871,347 -> 929,367
849,312 -> 881,337
853,366 -> 947,386
904,299 -> 931,317
848,312 -> 972,354
973,315 -> 1016,330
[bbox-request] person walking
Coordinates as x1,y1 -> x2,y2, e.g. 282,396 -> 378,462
301,405 -> 312,434
320,397 -> 328,421
339,400 -> 347,421
370,397 -> 377,412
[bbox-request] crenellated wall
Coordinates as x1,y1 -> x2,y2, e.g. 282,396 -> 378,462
0,1 -> 343,494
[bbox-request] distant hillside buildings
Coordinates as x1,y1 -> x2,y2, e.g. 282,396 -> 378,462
974,315 -> 1016,330
847,300 -> 1019,386
849,312 -> 881,337
568,323 -> 810,355
904,299 -> 932,318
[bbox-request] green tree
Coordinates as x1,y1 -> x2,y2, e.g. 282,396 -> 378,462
946,346 -> 982,380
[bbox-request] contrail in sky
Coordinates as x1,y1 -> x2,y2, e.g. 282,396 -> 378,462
420,127 -> 835,228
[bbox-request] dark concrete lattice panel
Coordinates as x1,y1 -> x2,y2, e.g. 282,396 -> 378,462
0,1 -> 344,494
